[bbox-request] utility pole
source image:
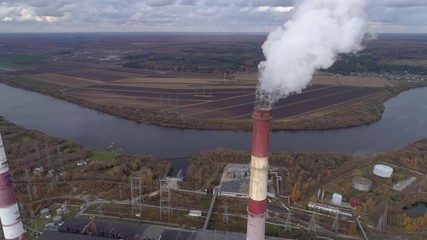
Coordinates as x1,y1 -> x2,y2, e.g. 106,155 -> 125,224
45,142 -> 52,170
57,145 -> 63,172
34,142 -> 41,163
25,169 -> 32,201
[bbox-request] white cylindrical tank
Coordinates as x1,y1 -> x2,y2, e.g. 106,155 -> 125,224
331,193 -> 343,205
373,164 -> 393,178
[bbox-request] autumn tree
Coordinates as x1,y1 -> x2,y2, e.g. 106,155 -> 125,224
290,181 -> 302,202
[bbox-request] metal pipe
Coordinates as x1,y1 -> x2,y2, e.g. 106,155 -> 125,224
246,107 -> 272,240
0,134 -> 25,240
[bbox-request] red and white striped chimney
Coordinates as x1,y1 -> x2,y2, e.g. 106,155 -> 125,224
247,107 -> 271,240
0,134 -> 25,240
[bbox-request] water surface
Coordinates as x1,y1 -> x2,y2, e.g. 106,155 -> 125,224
1,84 -> 427,166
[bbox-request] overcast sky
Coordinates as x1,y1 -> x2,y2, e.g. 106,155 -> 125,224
0,0 -> 426,33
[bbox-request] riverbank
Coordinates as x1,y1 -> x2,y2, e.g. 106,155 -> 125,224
0,116 -> 170,217
2,77 -> 426,131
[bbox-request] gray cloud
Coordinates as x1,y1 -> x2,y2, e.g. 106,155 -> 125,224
0,0 -> 425,32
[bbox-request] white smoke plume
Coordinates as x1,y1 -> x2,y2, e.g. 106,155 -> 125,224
257,0 -> 367,106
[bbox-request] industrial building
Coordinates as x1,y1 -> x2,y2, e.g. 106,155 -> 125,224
224,163 -> 250,180
37,217 -> 284,240
393,176 -> 417,191
220,179 -> 249,198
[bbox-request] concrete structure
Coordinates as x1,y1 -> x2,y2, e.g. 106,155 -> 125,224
0,133 -> 25,240
351,176 -> 372,192
331,193 -> 343,205
247,107 -> 271,240
393,176 -> 417,191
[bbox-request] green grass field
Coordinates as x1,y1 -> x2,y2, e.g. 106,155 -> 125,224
0,54 -> 47,72
88,151 -> 119,162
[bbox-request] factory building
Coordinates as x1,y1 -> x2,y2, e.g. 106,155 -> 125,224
37,218 -> 284,240
224,163 -> 250,180
220,179 -> 250,198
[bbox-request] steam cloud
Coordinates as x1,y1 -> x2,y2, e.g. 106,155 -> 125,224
257,0 -> 367,106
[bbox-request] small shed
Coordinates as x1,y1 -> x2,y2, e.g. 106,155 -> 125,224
188,210 -> 202,217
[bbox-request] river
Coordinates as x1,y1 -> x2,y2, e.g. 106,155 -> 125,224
1,84 -> 427,172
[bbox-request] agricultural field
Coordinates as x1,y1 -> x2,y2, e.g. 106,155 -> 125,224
2,58 -> 391,124
0,33 -> 425,130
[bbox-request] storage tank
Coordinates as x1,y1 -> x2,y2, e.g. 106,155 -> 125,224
373,164 -> 393,178
352,176 -> 372,192
40,208 -> 50,218
52,215 -> 62,225
56,208 -> 63,216
331,193 -> 343,205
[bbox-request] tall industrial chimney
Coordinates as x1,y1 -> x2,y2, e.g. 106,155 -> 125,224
0,134 -> 25,240
247,107 -> 271,240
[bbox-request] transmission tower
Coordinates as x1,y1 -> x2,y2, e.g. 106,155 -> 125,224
34,142 -> 41,162
308,214 -> 317,236
130,177 -> 143,217
25,169 -> 32,201
284,210 -> 292,232
331,212 -> 339,232
222,202 -> 229,225
159,178 -> 171,222
45,142 -> 52,170
176,169 -> 183,180
98,205 -> 104,219
57,145 -> 63,172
